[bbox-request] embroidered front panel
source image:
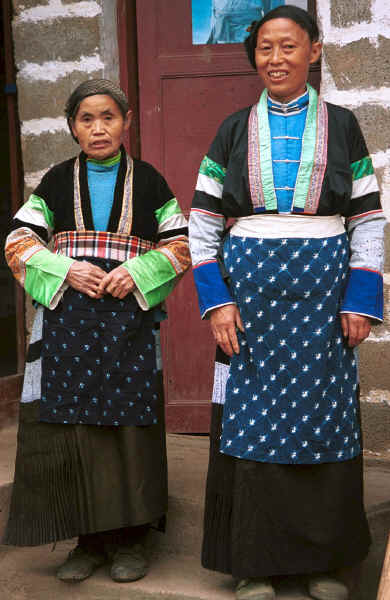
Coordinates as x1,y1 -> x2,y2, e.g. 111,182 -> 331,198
248,103 -> 266,212
291,85 -> 318,212
53,230 -> 155,262
73,157 -> 85,230
302,99 -> 328,214
117,155 -> 134,235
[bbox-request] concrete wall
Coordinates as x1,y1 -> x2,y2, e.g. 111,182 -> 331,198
318,0 -> 390,454
11,0 -> 119,332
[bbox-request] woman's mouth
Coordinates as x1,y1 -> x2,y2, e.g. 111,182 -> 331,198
268,71 -> 288,81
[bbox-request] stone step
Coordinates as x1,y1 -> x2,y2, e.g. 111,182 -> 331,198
360,397 -> 390,455
0,427 -> 389,599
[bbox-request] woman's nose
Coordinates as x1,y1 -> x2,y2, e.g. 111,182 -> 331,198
270,47 -> 283,63
92,119 -> 103,133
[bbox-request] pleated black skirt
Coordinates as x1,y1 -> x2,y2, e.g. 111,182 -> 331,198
4,382 -> 167,547
202,404 -> 371,579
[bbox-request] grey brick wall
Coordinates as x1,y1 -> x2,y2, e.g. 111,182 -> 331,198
318,0 -> 390,454
11,0 -> 119,333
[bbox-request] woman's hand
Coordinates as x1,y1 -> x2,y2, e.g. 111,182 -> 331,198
209,304 -> 244,357
97,266 -> 136,299
66,260 -> 107,298
340,313 -> 371,347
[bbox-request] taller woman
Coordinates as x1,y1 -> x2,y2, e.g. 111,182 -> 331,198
189,6 -> 385,600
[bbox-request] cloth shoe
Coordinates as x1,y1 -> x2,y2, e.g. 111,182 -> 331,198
308,575 -> 349,600
56,545 -> 106,582
110,542 -> 149,582
236,578 -> 276,600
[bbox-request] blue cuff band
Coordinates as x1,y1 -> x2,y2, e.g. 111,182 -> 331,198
341,268 -> 383,321
193,261 -> 233,318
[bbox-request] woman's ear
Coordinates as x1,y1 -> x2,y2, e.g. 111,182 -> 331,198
124,110 -> 132,132
310,41 -> 322,64
69,119 -> 79,143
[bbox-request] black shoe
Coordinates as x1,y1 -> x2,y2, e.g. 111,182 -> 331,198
308,575 -> 349,600
110,543 -> 148,583
57,545 -> 106,582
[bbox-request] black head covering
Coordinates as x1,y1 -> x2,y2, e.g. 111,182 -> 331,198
244,5 -> 320,70
65,79 -> 129,141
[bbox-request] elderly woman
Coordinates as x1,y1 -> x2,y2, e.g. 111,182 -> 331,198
4,79 -> 190,583
189,6 -> 385,600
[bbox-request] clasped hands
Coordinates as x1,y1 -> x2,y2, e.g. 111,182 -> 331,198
210,304 -> 371,357
65,260 -> 135,300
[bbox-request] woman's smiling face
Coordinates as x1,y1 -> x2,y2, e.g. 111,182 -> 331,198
255,18 -> 322,104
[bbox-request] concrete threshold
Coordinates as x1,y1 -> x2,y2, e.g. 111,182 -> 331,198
0,426 -> 389,600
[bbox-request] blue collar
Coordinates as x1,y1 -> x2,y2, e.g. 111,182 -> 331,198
267,90 -> 309,115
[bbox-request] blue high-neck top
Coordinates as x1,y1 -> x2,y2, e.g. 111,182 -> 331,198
87,152 -> 121,231
268,91 -> 309,213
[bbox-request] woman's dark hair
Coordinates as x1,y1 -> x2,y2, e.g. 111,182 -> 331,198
244,5 -> 320,70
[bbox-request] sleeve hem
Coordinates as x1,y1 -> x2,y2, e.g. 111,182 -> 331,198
202,302 -> 236,320
122,259 -> 151,311
46,255 -> 74,309
339,310 -> 383,324
25,250 -> 74,309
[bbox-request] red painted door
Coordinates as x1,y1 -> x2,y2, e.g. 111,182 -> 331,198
136,1 -> 320,432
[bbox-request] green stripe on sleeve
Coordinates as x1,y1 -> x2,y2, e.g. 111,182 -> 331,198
27,195 -> 54,229
199,156 -> 226,185
15,194 -> 54,232
123,250 -> 178,310
25,249 -> 74,308
350,156 -> 374,181
155,198 -> 181,225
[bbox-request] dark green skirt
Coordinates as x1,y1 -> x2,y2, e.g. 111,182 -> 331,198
3,391 -> 167,547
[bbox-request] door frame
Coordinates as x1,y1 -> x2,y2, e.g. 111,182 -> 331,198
117,0 -> 140,159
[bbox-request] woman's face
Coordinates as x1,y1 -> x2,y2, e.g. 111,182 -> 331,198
255,18 -> 322,103
71,94 -> 131,160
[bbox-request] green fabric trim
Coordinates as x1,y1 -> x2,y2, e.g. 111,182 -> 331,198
87,151 -> 121,167
199,155 -> 226,185
155,198 -> 181,225
350,156 -> 374,181
257,89 -> 277,211
123,251 -> 178,310
25,249 -> 74,308
28,194 -> 54,229
292,84 -> 318,210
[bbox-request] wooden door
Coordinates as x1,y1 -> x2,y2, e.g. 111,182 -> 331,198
134,0 -> 320,432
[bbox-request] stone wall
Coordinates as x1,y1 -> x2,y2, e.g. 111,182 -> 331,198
11,0 -> 119,331
318,0 -> 390,454
13,0 -> 118,195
